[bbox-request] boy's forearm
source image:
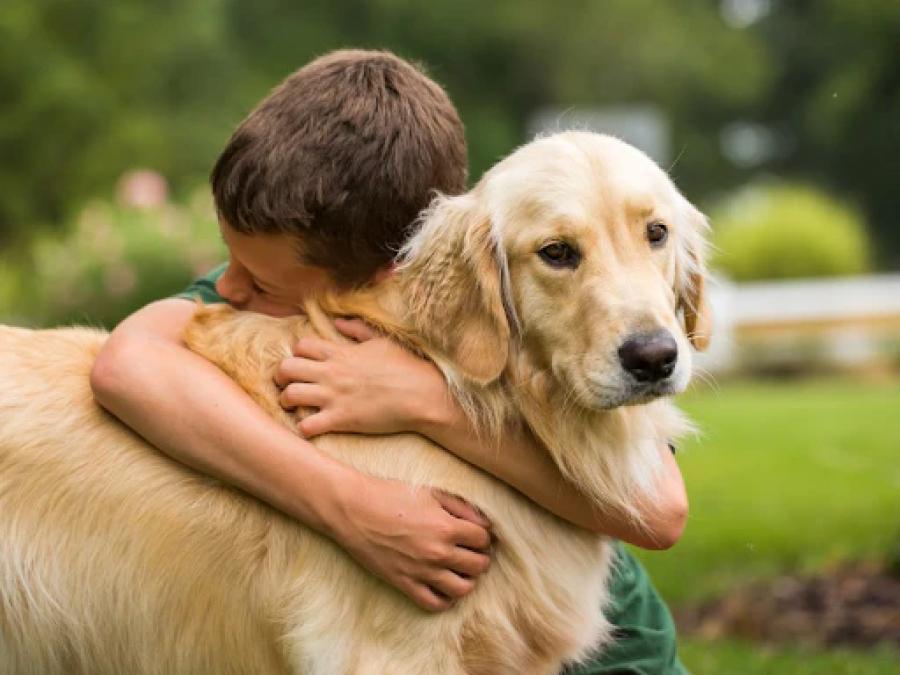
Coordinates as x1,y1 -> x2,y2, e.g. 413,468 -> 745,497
90,303 -> 496,611
91,326 -> 357,537
416,401 -> 687,548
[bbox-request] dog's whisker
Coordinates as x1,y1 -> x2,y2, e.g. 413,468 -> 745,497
691,366 -> 720,393
667,143 -> 688,174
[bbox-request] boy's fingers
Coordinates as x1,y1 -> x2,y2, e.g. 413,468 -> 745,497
408,582 -> 453,613
433,490 -> 491,529
292,337 -> 333,360
334,318 -> 377,343
427,570 -> 475,601
447,548 -> 491,578
279,383 -> 326,411
298,411 -> 335,438
274,357 -> 323,387
453,520 -> 493,552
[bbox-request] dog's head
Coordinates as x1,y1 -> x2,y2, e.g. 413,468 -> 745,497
400,131 -> 710,410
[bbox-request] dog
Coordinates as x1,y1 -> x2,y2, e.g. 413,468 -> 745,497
0,131 -> 710,674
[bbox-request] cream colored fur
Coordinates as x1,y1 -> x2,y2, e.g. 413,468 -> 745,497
0,132 -> 708,674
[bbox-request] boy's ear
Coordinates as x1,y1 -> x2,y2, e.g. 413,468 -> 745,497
677,203 -> 712,351
399,193 -> 510,385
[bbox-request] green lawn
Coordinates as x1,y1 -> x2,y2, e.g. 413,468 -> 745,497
628,377 -> 900,672
680,638 -> 899,674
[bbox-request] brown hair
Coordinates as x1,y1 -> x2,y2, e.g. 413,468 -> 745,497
211,49 -> 467,286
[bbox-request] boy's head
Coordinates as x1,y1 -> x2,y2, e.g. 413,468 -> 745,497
211,49 -> 467,313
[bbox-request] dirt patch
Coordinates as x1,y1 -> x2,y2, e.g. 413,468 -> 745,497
675,561 -> 900,648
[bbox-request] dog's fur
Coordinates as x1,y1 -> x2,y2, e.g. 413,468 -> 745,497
0,132 -> 710,674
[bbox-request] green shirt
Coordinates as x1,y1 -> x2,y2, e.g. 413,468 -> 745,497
176,262 -> 230,304
178,265 -> 688,674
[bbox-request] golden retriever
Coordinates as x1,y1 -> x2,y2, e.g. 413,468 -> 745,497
0,131 -> 710,674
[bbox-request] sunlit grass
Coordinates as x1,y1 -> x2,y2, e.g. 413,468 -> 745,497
635,377 -> 900,604
680,638 -> 898,675
629,377 -> 900,671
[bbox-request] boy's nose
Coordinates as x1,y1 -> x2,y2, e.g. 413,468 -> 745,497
215,268 -> 251,306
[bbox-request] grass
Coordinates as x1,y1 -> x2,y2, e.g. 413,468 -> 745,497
626,376 -> 900,672
680,638 -> 899,674
633,377 -> 900,604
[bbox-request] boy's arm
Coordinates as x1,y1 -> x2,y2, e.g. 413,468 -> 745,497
90,299 -> 492,612
417,413 -> 687,549
279,319 -> 688,549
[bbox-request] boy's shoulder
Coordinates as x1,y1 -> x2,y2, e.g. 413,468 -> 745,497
176,263 -> 228,305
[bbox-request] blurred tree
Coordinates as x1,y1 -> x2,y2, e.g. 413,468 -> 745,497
752,0 -> 900,266
220,0 -> 770,191
0,0 -> 766,243
0,0 -> 250,237
1,0 -> 897,268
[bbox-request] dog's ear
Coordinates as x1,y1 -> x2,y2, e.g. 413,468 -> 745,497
677,202 -> 712,351
399,192 -> 510,385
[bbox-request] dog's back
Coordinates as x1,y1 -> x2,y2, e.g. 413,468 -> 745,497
0,318 -> 612,675
0,325 -> 299,673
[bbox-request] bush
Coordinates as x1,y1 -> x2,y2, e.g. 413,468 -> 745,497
710,183 -> 871,281
1,190 -> 225,329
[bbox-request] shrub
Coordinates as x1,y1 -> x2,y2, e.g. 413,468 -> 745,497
2,190 -> 225,328
710,183 -> 871,281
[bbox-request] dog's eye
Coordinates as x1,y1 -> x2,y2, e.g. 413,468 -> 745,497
646,221 -> 668,247
538,241 -> 581,269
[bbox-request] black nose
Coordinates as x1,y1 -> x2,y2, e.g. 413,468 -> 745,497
618,331 -> 678,383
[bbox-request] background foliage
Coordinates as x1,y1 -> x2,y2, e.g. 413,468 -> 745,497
710,182 -> 870,281
0,191 -> 223,327
2,2 -> 898,671
1,0 -> 898,268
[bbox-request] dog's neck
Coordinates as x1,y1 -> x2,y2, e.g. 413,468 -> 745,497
312,278 -> 672,522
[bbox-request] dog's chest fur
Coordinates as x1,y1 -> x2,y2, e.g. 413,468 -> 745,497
181,306 -> 656,672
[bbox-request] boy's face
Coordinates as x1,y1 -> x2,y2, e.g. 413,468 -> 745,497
216,221 -> 334,317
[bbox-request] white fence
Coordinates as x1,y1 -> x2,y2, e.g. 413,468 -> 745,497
696,274 -> 900,374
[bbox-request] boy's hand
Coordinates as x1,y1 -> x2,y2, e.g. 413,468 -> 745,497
276,318 -> 492,610
330,473 -> 492,612
275,318 -> 450,438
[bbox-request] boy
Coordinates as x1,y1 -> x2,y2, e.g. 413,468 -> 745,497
91,49 -> 687,672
